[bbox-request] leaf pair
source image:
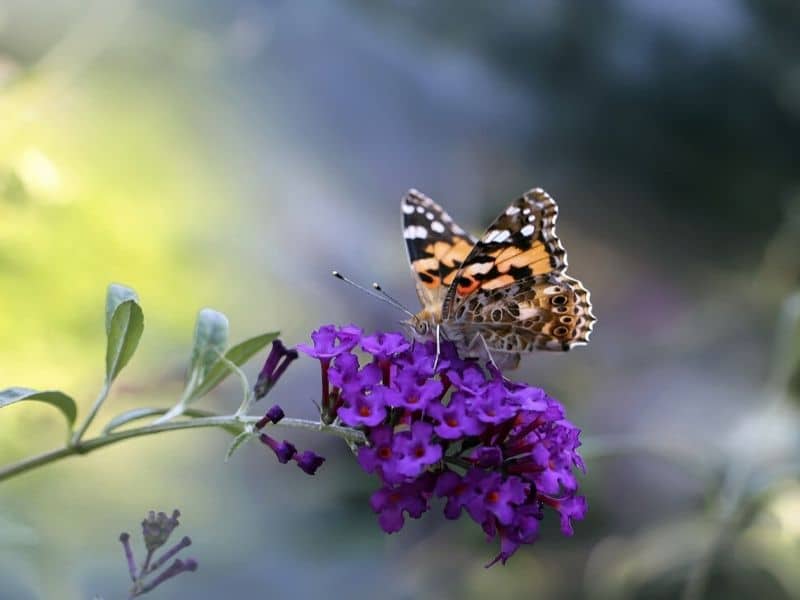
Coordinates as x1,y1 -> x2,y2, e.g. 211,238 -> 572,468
0,283 -> 142,438
1,283 -> 277,441
153,309 -> 277,422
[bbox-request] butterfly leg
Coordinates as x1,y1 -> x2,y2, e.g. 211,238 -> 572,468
476,333 -> 520,373
478,333 -> 501,371
432,324 -> 442,371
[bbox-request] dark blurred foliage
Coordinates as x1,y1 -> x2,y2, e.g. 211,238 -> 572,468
355,0 -> 800,268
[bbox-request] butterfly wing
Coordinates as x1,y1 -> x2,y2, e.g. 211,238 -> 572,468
453,273 -> 594,353
402,189 -> 477,311
443,188 -> 595,353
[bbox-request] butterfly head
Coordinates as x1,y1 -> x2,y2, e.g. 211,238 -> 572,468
404,307 -> 441,341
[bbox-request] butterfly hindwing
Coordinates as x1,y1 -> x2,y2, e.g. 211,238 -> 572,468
402,189 -> 477,310
441,188 -> 595,352
453,273 -> 595,353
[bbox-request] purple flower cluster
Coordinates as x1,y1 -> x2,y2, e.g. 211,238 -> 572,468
256,404 -> 326,475
299,324 -> 588,566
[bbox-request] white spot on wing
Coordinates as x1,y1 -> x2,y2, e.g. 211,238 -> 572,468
520,224 -> 535,237
431,221 -> 445,233
404,225 -> 428,239
402,203 -> 415,214
416,206 -> 425,214
483,229 -> 510,243
494,230 -> 511,243
426,211 -> 434,220
505,206 -> 521,216
523,208 -> 531,215
468,262 -> 493,274
517,306 -> 541,320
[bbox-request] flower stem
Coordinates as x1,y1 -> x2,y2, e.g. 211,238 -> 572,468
70,379 -> 112,445
140,549 -> 154,579
0,414 -> 364,484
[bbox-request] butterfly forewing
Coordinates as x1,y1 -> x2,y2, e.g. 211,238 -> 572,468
402,189 -> 477,310
442,189 -> 567,315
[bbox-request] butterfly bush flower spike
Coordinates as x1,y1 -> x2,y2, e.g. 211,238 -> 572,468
118,508 -> 197,598
299,324 -> 587,565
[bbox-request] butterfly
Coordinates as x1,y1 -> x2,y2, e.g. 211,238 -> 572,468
402,187 -> 595,370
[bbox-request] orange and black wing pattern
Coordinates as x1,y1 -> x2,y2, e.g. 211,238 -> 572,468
402,189 -> 476,311
443,188 -> 595,351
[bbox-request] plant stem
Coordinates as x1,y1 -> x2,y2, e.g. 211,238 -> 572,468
140,549 -> 154,579
70,379 -> 112,445
152,371 -> 199,425
0,414 -> 364,483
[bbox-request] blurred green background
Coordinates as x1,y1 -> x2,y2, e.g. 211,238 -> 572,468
1,1 -> 799,599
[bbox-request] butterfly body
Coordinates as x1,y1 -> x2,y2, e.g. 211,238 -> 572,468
402,188 -> 595,368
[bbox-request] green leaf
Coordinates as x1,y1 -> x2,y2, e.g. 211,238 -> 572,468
225,430 -> 255,462
0,387 -> 77,430
104,284 -> 144,382
102,407 -> 241,436
188,309 -> 229,383
105,284 -> 138,333
188,331 -> 279,402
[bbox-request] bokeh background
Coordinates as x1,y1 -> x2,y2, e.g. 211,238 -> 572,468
2,1 -> 800,599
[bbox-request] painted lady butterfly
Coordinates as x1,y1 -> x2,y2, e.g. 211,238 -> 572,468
402,188 -> 595,370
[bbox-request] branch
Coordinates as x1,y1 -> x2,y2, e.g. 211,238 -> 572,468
0,414 -> 364,483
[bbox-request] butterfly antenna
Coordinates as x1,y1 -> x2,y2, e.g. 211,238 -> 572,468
371,282 -> 415,317
331,271 -> 416,318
